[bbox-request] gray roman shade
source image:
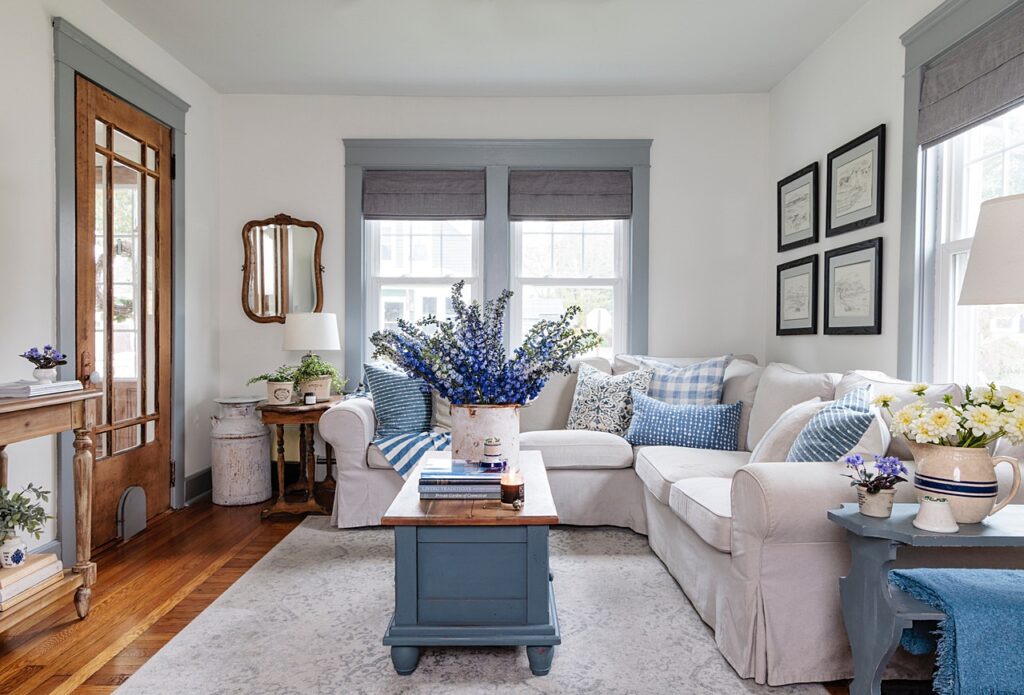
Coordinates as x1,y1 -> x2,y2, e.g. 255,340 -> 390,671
918,3 -> 1024,146
508,169 -> 632,220
362,169 -> 486,219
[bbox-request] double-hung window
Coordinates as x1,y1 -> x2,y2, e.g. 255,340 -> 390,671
927,103 -> 1024,387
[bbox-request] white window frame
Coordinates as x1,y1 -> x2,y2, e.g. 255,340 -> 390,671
365,219 -> 484,353
508,218 -> 630,357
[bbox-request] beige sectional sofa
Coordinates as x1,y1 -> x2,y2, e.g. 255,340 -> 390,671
318,356 -> 1024,686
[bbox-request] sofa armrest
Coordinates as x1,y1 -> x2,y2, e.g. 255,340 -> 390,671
731,461 -> 917,547
319,398 -> 376,470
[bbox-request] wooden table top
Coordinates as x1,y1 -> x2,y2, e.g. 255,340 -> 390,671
0,389 -> 101,414
828,503 -> 1024,547
257,395 -> 342,414
382,451 -> 558,527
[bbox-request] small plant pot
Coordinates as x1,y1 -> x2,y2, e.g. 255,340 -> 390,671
297,376 -> 332,401
33,368 -> 58,384
266,381 -> 294,406
1,534 -> 29,568
857,487 -> 896,519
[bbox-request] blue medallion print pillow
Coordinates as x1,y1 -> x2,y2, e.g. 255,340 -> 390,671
364,364 -> 431,439
625,390 -> 742,450
786,386 -> 874,462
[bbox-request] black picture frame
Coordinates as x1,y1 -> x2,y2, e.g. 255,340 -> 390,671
776,254 -> 818,336
826,124 -> 885,237
824,237 -> 882,335
777,163 -> 819,252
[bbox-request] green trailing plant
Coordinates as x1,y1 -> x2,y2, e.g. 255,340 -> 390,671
0,484 -> 52,540
293,354 -> 346,394
247,364 -> 298,385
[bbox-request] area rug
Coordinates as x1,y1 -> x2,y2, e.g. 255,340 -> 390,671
117,518 -> 827,694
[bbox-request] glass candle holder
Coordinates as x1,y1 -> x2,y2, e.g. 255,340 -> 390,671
500,467 -> 524,510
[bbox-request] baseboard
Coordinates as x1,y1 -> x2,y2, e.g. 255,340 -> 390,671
185,468 -> 212,505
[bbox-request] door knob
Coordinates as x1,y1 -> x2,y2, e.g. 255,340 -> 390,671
88,371 -> 102,384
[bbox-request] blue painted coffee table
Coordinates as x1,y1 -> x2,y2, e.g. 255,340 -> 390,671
381,451 -> 561,676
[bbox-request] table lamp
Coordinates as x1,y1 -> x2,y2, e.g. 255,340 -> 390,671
282,312 -> 340,358
958,193 -> 1024,306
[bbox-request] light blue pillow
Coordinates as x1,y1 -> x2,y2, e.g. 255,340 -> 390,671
786,387 -> 874,462
626,390 -> 741,450
364,364 -> 431,439
639,355 -> 732,405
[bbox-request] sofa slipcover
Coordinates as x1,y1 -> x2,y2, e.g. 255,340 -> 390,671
520,429 -> 633,469
746,363 -> 840,448
669,477 -> 733,552
634,446 -> 749,504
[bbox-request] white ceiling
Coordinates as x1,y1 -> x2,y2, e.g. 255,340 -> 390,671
102,0 -> 869,97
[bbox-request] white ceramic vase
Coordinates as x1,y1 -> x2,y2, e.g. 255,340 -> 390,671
0,534 -> 29,568
857,487 -> 896,519
913,496 -> 959,533
450,404 -> 520,466
32,368 -> 57,384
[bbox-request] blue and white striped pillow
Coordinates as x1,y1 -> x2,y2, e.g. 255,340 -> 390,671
639,355 -> 732,405
626,390 -> 741,450
786,387 -> 874,462
364,364 -> 431,439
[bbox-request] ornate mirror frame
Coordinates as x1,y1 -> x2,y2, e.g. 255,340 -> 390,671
241,213 -> 325,324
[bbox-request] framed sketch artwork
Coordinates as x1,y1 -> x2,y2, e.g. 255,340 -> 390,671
776,254 -> 818,335
777,163 -> 819,251
824,237 -> 882,335
826,125 -> 885,236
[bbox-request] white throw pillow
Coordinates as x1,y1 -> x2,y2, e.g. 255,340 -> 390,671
746,363 -> 840,449
750,396 -> 891,463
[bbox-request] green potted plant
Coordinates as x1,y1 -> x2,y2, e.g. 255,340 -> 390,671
247,365 -> 298,405
0,484 -> 52,568
293,355 -> 346,401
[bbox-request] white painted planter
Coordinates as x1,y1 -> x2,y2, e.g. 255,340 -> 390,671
32,368 -> 57,384
266,381 -> 294,405
298,376 -> 332,401
211,397 -> 272,506
450,404 -> 520,466
1,534 -> 28,568
857,487 -> 896,519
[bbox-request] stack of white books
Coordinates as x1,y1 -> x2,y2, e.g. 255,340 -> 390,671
0,380 -> 83,398
0,554 -> 63,611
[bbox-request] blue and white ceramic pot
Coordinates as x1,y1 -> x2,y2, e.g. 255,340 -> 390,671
1,534 -> 28,568
909,441 -> 1021,524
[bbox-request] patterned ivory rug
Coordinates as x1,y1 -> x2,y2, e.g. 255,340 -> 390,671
117,518 -> 827,694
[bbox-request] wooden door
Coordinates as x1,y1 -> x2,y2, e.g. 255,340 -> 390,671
75,75 -> 173,549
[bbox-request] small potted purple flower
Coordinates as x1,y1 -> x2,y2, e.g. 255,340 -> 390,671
19,345 -> 68,384
843,454 -> 909,518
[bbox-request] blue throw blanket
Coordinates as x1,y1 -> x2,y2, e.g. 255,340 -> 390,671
374,431 -> 451,478
889,568 -> 1024,695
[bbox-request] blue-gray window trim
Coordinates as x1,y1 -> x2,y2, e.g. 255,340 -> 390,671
343,139 -> 652,387
53,18 -> 190,566
897,0 -> 1022,381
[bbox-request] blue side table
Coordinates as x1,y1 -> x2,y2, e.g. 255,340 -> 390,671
828,503 -> 1024,695
381,452 -> 561,676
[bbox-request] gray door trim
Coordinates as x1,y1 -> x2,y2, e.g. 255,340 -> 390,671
342,139 -> 652,387
53,19 -> 190,566
896,0 -> 1022,380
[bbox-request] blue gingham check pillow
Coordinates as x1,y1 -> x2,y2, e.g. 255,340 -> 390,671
638,355 -> 733,406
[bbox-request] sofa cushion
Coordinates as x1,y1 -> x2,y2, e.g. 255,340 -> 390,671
638,355 -> 732,405
635,446 -> 750,504
567,363 -> 653,436
520,429 -> 633,470
787,387 -> 876,462
626,392 -> 742,450
835,371 -> 964,461
364,363 -> 431,438
520,357 -> 612,433
366,444 -> 392,470
746,363 -> 840,449
612,353 -> 758,374
669,477 -> 733,553
430,391 -> 453,432
749,398 -> 825,463
721,359 -> 764,452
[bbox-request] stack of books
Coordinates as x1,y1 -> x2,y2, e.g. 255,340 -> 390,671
0,380 -> 84,399
0,553 -> 63,612
419,459 -> 506,500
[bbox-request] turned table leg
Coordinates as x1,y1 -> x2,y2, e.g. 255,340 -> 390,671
298,425 -> 308,486
305,424 -> 316,502
275,424 -> 286,502
0,444 -> 7,488
72,427 -> 96,618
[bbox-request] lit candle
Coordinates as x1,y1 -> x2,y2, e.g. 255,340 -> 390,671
500,467 -> 524,509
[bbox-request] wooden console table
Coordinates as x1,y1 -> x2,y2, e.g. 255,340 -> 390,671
0,390 -> 101,630
258,396 -> 340,518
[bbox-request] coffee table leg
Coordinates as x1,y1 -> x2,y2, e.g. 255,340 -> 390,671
841,533 -> 903,695
527,645 -> 554,676
391,646 -> 420,675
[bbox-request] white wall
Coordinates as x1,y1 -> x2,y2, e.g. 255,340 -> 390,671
0,0 -> 221,548
216,94 -> 770,398
764,0 -> 942,375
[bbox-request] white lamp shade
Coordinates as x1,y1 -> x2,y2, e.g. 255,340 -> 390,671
958,193 -> 1024,306
282,312 -> 340,351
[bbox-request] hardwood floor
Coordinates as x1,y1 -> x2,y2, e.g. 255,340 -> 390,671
0,500 -> 300,694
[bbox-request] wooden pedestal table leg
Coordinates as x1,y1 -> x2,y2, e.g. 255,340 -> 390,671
297,424 -> 308,486
317,443 -> 336,513
72,427 -> 96,618
275,425 -> 286,501
0,444 -> 7,488
306,424 -> 316,503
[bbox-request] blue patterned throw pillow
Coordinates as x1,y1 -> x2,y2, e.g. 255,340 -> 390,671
626,390 -> 742,450
639,355 -> 733,405
786,387 -> 874,462
364,364 -> 431,439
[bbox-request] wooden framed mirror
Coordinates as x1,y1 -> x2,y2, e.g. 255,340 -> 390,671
241,213 -> 324,323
